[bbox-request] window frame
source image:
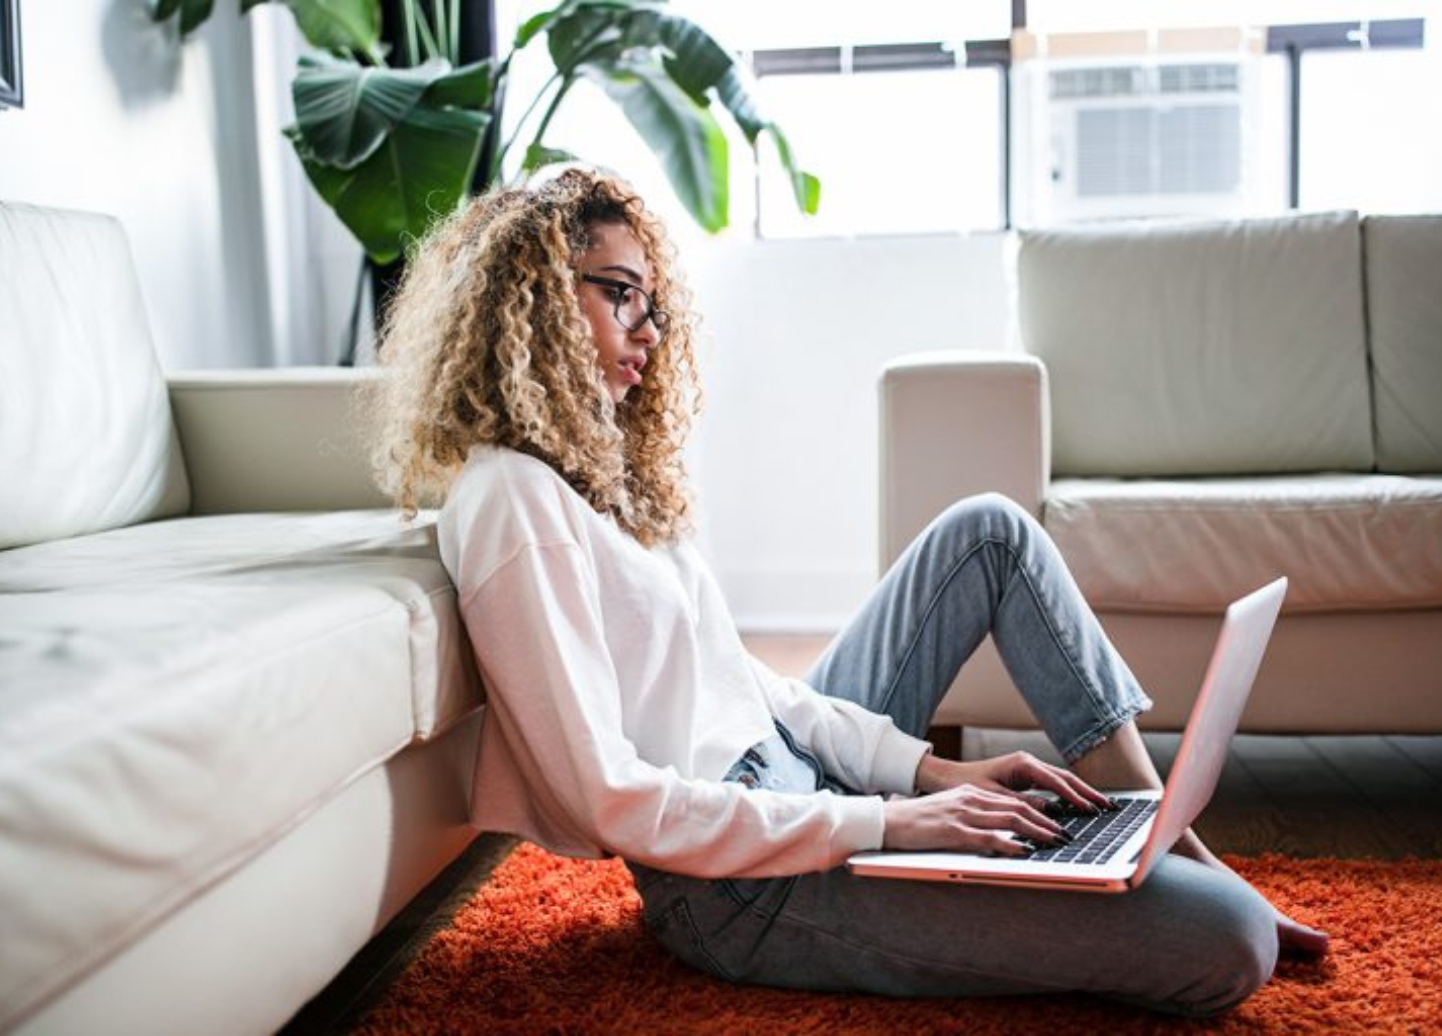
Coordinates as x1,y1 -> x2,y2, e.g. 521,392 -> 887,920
749,41 -> 1014,233
747,15 -> 1428,235
1266,19 -> 1425,208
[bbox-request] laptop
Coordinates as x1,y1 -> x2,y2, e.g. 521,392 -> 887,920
847,577 -> 1287,893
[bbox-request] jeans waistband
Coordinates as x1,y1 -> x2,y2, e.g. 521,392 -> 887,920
724,719 -> 844,795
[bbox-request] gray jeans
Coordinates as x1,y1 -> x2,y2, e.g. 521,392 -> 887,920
627,494 -> 1277,1016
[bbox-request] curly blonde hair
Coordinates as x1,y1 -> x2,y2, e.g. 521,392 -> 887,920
367,168 -> 701,546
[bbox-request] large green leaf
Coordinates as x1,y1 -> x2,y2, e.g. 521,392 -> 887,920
514,0 -> 600,50
593,59 -> 729,232
763,122 -> 822,215
423,58 -> 497,109
292,56 -> 446,169
543,2 -> 819,223
548,3 -> 728,98
634,13 -> 731,103
522,143 -> 581,175
282,0 -> 382,58
546,2 -> 632,72
288,103 -> 491,264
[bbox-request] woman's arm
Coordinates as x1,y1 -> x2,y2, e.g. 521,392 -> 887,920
465,541 -> 889,878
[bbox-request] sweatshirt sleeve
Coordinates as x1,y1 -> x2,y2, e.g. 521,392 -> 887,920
463,540 -> 888,878
748,655 -> 932,797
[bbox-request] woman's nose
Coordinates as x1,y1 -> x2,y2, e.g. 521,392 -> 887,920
631,317 -> 660,349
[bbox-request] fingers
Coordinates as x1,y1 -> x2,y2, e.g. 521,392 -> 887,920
1041,768 -> 1115,812
883,780 -> 1098,854
1002,752 -> 1113,812
947,785 -> 1068,847
972,828 -> 1036,857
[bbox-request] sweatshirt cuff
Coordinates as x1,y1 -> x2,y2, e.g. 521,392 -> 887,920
832,794 -> 888,856
871,724 -> 933,796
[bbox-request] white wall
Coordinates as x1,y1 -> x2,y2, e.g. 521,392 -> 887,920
686,233 -> 1010,630
0,1 -> 352,370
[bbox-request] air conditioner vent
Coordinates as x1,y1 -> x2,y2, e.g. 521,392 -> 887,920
1159,63 -> 1240,94
1051,62 -> 1241,100
1050,66 -> 1146,100
1076,104 -> 1241,197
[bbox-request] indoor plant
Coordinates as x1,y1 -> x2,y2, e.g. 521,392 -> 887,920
152,0 -> 819,266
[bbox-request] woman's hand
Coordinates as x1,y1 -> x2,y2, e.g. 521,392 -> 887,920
882,782 -> 1068,855
917,750 -> 1114,813
881,750 -> 1117,855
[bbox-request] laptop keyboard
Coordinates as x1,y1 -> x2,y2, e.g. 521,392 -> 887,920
1028,797 -> 1158,866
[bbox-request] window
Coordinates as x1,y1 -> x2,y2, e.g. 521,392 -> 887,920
1297,37 -> 1442,212
1017,2 -> 1433,226
688,0 -> 1014,238
753,56 -> 1005,237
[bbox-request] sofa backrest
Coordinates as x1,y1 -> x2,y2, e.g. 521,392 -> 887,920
0,202 -> 190,549
1363,215 -> 1442,473
1017,210 -> 1375,477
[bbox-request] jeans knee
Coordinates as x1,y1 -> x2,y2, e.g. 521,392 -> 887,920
934,492 -> 1035,547
1172,881 -> 1278,1016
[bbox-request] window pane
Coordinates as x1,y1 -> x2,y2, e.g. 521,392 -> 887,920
1027,0 -> 1429,32
672,0 -> 1010,49
1300,47 -> 1442,213
757,67 -> 1004,237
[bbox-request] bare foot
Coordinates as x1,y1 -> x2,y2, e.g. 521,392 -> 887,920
1173,830 -> 1330,956
1274,910 -> 1330,956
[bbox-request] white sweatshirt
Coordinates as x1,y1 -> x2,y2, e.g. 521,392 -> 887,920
438,446 -> 931,878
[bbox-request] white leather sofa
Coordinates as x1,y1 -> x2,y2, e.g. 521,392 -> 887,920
880,210 -> 1442,733
0,202 -> 485,1033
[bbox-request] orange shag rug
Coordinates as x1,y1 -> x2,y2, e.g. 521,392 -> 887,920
358,844 -> 1442,1034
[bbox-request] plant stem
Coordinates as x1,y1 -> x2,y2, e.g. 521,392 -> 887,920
529,74 -> 574,153
491,15 -> 623,180
401,0 -> 419,66
449,0 -> 460,65
491,66 -> 564,181
432,1 -> 448,63
413,5 -> 442,63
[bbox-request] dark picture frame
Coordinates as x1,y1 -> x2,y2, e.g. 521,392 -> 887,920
0,0 -> 22,109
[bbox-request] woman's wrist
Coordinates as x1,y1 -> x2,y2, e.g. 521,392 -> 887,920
914,752 -> 979,794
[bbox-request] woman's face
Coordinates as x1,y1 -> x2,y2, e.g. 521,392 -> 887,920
577,221 -> 662,404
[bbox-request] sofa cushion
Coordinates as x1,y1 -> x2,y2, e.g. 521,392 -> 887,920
1044,474 -> 1442,613
0,202 -> 190,549
0,510 -> 481,740
0,510 -> 483,1026
1364,215 -> 1442,472
0,581 -> 414,1028
1018,211 -> 1374,477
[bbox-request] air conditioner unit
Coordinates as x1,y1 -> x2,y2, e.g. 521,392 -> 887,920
1043,59 -> 1251,222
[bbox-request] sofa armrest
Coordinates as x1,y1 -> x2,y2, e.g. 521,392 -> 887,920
878,351 -> 1050,572
167,368 -> 392,514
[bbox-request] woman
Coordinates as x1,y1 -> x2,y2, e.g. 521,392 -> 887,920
370,168 -> 1325,1016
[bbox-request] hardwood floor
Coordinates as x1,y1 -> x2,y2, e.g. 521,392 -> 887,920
283,633 -> 1442,1033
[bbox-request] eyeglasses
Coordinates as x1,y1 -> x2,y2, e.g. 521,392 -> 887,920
581,274 -> 670,339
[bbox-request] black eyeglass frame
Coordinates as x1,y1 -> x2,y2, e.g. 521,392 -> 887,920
580,274 -> 670,338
